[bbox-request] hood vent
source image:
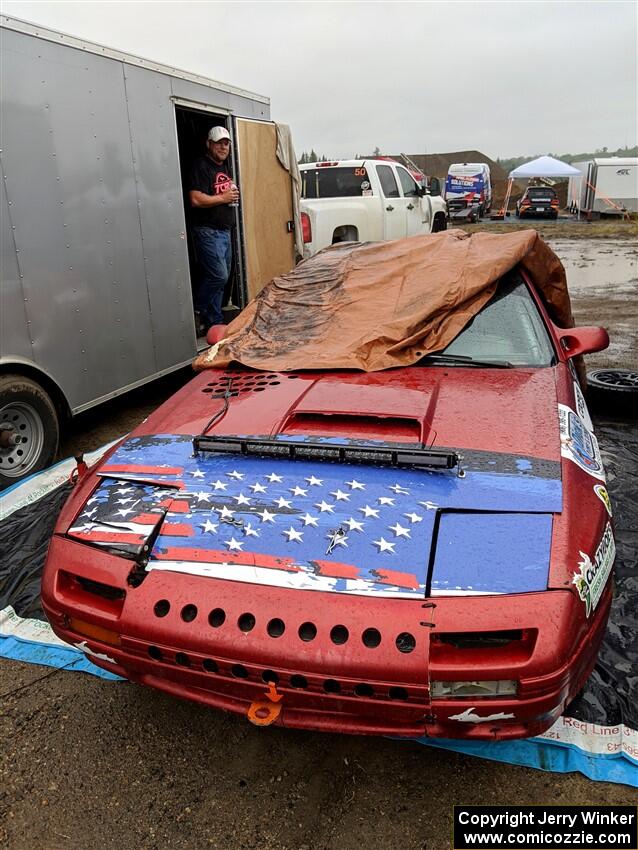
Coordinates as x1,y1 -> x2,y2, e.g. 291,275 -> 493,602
282,412 -> 422,442
202,371 -> 302,398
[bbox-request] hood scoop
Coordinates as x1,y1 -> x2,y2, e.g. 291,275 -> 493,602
281,412 -> 423,442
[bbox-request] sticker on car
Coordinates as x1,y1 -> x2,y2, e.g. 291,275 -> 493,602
558,404 -> 606,481
594,484 -> 613,517
572,522 -> 615,617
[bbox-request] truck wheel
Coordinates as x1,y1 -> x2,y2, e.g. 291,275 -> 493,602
0,374 -> 60,488
432,213 -> 447,232
586,368 -> 638,417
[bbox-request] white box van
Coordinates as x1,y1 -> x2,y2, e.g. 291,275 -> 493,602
444,163 -> 492,216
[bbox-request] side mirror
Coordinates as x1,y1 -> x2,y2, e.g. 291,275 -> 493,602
429,176 -> 441,196
206,324 -> 227,345
558,326 -> 609,359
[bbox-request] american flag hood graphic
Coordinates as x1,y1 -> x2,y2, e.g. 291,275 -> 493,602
68,435 -> 562,598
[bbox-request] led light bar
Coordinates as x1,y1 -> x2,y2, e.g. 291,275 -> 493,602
193,435 -> 458,471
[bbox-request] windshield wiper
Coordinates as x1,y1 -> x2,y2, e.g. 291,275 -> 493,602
418,353 -> 513,368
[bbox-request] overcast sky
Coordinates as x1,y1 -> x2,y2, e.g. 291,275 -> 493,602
3,1 -> 637,160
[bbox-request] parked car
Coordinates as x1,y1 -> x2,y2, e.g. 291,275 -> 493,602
299,159 -> 447,257
516,186 -> 560,219
41,236 -> 613,741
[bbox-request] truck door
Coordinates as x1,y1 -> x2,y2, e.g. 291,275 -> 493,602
396,166 -> 428,235
233,119 -> 296,303
375,164 -> 406,240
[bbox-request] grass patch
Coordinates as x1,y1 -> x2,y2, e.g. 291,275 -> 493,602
458,220 -> 638,240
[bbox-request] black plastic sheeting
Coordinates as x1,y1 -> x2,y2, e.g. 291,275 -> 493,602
0,481 -> 72,620
1,417 -> 637,735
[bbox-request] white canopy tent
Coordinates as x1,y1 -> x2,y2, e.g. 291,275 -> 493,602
499,155 -> 583,219
509,155 -> 582,180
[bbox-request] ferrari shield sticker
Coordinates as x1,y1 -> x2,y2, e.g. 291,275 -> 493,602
558,404 -> 606,481
573,522 -> 615,617
594,484 -> 613,517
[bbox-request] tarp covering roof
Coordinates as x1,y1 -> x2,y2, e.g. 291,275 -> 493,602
194,229 -> 574,373
509,155 -> 582,179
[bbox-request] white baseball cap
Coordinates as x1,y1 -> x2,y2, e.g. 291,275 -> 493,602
208,126 -> 231,143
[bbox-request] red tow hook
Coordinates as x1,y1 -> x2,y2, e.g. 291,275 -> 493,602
69,453 -> 89,485
247,681 -> 284,727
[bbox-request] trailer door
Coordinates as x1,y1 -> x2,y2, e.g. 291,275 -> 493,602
234,119 -> 296,302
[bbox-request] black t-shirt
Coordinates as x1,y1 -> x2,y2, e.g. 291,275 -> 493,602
189,155 -> 235,230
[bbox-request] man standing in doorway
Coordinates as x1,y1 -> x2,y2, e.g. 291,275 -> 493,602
189,126 -> 239,334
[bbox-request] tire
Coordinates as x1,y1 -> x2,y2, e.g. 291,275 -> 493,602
0,374 -> 60,488
586,368 -> 638,417
432,213 -> 447,233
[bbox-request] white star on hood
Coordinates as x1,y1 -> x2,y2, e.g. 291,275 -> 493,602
373,537 -> 396,554
227,470 -> 244,480
331,489 -> 350,501
346,479 -> 365,490
316,500 -> 335,513
389,522 -> 410,538
404,512 -> 423,524
224,537 -> 244,551
300,512 -> 319,527
284,526 -> 304,543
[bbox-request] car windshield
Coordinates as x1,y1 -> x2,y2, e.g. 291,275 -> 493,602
420,274 -> 556,367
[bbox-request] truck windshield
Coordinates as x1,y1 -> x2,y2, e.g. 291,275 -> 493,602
302,167 -> 372,199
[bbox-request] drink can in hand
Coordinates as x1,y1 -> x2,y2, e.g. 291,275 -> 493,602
229,182 -> 239,208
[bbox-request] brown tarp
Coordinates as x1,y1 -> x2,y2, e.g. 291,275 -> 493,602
194,229 -> 574,373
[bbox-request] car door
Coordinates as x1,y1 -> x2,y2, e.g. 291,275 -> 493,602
396,166 -> 428,235
375,163 -> 406,240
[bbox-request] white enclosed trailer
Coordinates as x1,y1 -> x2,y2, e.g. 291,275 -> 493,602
0,16 -> 299,486
567,157 -> 638,215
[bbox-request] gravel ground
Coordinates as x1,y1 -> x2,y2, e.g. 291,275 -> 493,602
2,234 -> 637,850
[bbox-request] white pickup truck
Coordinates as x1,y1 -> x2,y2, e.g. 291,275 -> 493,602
299,159 -> 447,257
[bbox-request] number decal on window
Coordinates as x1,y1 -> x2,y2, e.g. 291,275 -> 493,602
354,168 -> 367,176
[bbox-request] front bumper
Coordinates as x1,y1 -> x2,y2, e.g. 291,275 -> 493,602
42,534 -> 611,739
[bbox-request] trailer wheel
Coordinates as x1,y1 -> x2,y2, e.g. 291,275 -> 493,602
0,374 -> 60,488
586,368 -> 638,417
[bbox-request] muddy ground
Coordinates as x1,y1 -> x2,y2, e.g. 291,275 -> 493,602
2,232 -> 638,850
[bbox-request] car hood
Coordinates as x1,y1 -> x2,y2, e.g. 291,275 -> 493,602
68,368 -> 562,599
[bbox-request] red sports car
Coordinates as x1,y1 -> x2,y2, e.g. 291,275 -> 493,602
41,233 -> 614,740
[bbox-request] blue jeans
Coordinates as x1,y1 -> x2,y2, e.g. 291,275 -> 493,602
193,227 -> 232,326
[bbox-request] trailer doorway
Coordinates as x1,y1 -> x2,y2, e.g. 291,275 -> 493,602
174,105 -> 241,336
